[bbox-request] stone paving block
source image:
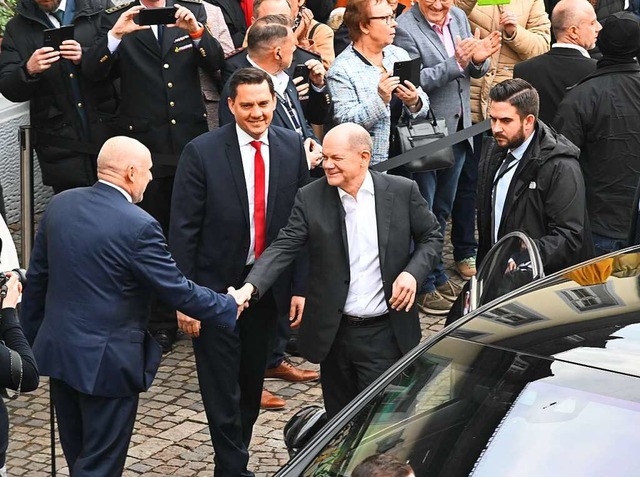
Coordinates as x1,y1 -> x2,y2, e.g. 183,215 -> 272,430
128,437 -> 172,460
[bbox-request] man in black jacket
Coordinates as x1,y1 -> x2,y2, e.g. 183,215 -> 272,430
0,0 -> 118,193
554,12 -> 640,256
514,0 -> 599,124
477,79 -> 592,275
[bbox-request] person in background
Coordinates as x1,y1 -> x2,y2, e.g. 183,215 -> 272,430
553,11 -> 640,256
514,0 -> 600,124
394,0 -> 500,315
352,454 -> 415,477
327,0 -> 430,167
0,0 -> 118,194
0,272 -> 39,477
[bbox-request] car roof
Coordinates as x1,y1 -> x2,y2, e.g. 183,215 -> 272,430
449,247 -> 640,378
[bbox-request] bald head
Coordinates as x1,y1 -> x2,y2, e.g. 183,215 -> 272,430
325,123 -> 373,156
253,0 -> 291,20
552,0 -> 601,49
97,137 -> 153,203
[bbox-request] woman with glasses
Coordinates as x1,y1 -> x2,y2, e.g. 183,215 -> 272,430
326,0 -> 430,166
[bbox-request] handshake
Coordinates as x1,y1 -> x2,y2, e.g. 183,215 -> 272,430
176,282 -> 256,338
226,283 -> 256,317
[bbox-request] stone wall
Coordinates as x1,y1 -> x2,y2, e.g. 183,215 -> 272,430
0,96 -> 53,225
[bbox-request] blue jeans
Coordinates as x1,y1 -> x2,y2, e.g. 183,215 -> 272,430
451,135 -> 482,262
592,232 -> 627,257
413,142 -> 467,292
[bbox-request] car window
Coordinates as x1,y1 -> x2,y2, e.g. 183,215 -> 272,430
300,337 -> 640,476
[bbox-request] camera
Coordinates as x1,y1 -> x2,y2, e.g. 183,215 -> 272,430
0,269 -> 26,299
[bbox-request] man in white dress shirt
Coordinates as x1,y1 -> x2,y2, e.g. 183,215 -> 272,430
237,122 -> 443,417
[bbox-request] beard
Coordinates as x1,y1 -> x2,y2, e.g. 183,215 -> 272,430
36,0 -> 63,13
494,125 -> 527,150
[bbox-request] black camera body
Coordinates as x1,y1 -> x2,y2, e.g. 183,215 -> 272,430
0,269 -> 26,299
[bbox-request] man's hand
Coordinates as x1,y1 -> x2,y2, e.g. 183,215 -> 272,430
389,271 -> 417,312
471,29 -> 501,64
172,4 -> 201,33
294,7 -> 314,42
25,47 -> 60,75
59,39 -> 82,65
289,295 -> 305,329
378,72 -> 400,104
110,5 -> 149,40
499,8 -> 518,38
304,137 -> 323,169
454,35 -> 477,69
177,311 -> 201,337
227,284 -> 254,317
305,59 -> 326,88
293,75 -> 310,101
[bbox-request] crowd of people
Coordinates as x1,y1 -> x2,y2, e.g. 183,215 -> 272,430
0,0 -> 640,474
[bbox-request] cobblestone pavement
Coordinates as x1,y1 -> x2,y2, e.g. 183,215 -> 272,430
5,229 -> 461,476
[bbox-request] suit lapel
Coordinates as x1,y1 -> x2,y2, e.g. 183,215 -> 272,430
226,128 -> 251,229
372,172 -> 393,270
412,8 -> 448,61
136,27 -> 161,57
335,190 -> 349,261
161,0 -> 183,58
266,129 -> 280,231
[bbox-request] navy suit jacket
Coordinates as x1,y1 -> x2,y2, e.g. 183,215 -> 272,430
21,182 -> 237,398
169,123 -> 310,314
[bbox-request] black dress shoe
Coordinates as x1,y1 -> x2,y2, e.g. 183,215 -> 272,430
153,329 -> 173,354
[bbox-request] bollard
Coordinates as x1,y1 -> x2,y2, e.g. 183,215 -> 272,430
18,126 -> 34,268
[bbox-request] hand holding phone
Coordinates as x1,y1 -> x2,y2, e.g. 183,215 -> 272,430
138,6 -> 177,25
292,64 -> 311,85
43,25 -> 75,50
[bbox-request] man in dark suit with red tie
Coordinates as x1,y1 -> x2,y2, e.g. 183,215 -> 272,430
169,68 -> 309,477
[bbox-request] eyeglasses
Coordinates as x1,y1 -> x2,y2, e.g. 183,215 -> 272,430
422,0 -> 452,4
368,13 -> 396,25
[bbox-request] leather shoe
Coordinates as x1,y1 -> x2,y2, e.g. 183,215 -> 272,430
153,329 -> 173,354
265,360 -> 319,382
260,390 -> 286,410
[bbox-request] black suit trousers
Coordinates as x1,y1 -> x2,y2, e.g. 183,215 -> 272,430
192,290 -> 278,477
50,378 -> 139,477
320,318 -> 402,419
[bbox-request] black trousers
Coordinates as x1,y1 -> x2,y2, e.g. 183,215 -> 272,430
50,378 -> 139,477
320,317 -> 402,419
192,291 -> 278,477
140,176 -> 179,336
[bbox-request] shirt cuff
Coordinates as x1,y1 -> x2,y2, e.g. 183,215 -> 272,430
107,31 -> 122,53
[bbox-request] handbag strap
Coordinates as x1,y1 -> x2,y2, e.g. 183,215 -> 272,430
375,119 -> 491,172
405,107 -> 438,130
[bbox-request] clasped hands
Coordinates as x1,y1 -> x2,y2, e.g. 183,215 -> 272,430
454,28 -> 502,69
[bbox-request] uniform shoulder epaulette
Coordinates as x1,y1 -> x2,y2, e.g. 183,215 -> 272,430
105,1 -> 135,14
225,47 -> 246,60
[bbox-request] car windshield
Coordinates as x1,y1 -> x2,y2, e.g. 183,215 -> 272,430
301,337 -> 640,476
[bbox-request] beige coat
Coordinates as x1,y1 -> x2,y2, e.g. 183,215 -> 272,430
454,0 -> 550,122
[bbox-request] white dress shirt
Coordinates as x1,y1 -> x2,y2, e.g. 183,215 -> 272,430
552,43 -> 590,59
339,172 -> 388,317
492,131 -> 535,243
99,179 -> 133,202
236,124 -> 270,265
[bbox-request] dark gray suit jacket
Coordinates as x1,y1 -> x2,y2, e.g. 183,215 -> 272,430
395,5 -> 489,144
246,171 -> 443,363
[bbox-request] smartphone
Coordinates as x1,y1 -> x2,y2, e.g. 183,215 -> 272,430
393,57 -> 421,87
138,6 -> 177,25
292,64 -> 310,84
43,25 -> 75,50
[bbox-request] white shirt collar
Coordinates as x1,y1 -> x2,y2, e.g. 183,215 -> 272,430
246,55 -> 290,96
57,0 -> 67,12
552,43 -> 590,59
235,124 -> 269,147
509,131 -> 536,161
99,179 -> 133,203
338,171 -> 375,201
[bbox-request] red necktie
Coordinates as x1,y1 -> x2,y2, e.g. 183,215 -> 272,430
250,140 -> 266,258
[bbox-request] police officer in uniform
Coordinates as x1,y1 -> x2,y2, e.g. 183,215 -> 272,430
83,0 -> 224,351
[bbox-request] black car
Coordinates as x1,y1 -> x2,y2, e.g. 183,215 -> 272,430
277,233 -> 640,476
